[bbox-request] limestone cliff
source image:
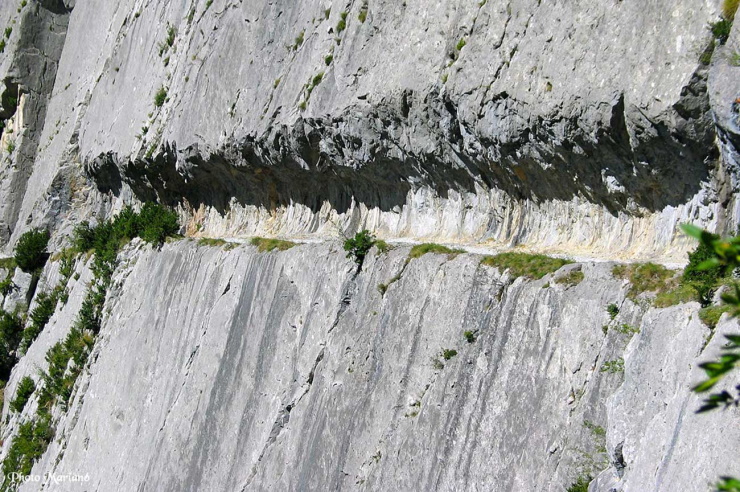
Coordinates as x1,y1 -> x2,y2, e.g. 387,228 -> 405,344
0,1 -> 738,491
1,242 -> 737,491
0,0 -> 738,260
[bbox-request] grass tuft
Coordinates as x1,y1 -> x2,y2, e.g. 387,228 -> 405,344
612,263 -> 675,300
555,270 -> 584,287
699,305 -> 732,328
481,253 -> 571,280
250,237 -> 296,253
408,243 -> 464,260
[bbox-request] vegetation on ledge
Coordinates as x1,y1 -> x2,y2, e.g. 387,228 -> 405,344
481,252 -> 571,280
251,237 -> 297,253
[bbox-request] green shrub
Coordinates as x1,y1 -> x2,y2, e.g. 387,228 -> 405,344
251,237 -> 296,253
324,54 -> 333,65
567,475 -> 592,492
481,253 -> 571,280
408,243 -> 463,260
38,326 -> 94,411
358,6 -> 368,23
10,376 -> 35,413
137,203 -> 179,244
711,18 -> 733,45
0,276 -> 15,296
700,40 -> 716,65
336,11 -> 347,33
442,349 -> 457,360
166,26 -> 176,47
72,221 -> 96,252
19,291 -> 57,353
344,230 -> 376,266
0,310 -> 23,380
4,27 -> 11,38
464,330 -> 476,343
616,323 -> 639,335
75,204 -> 179,252
456,38 -> 466,51
154,86 -> 168,107
683,235 -> 726,305
1,414 -> 53,483
601,358 -> 624,374
606,303 -> 619,320
14,229 -> 50,272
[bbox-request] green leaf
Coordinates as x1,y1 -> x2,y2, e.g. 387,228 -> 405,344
696,258 -> 722,270
693,377 -> 721,393
681,223 -> 705,239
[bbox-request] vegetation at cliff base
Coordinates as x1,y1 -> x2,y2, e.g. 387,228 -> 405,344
1,203 -> 180,489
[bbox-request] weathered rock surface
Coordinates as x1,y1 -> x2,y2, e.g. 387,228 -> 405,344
0,1 -> 737,260
1,242 -> 735,491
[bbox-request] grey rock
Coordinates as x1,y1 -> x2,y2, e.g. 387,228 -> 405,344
1,242 -> 734,491
0,0 -> 733,260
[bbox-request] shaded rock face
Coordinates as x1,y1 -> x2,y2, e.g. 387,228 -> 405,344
0,0 -> 736,259
2,242 -> 736,491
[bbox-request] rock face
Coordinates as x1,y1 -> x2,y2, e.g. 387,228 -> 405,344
1,242 -> 736,491
0,0 -> 737,260
0,1 -> 739,491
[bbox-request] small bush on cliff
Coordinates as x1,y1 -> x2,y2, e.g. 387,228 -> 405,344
344,230 -> 376,266
10,376 -> 35,413
154,86 -> 168,107
137,203 -> 180,244
566,475 -> 592,492
683,234 -> 727,305
2,414 -> 53,483
73,204 -> 180,254
0,275 -> 15,297
481,252 -> 571,280
0,309 -> 23,380
606,303 -> 619,319
710,0 -> 738,46
14,229 -> 50,273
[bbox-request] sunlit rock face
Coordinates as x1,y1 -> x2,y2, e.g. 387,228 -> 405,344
1,242 -> 736,491
0,0 -> 737,260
